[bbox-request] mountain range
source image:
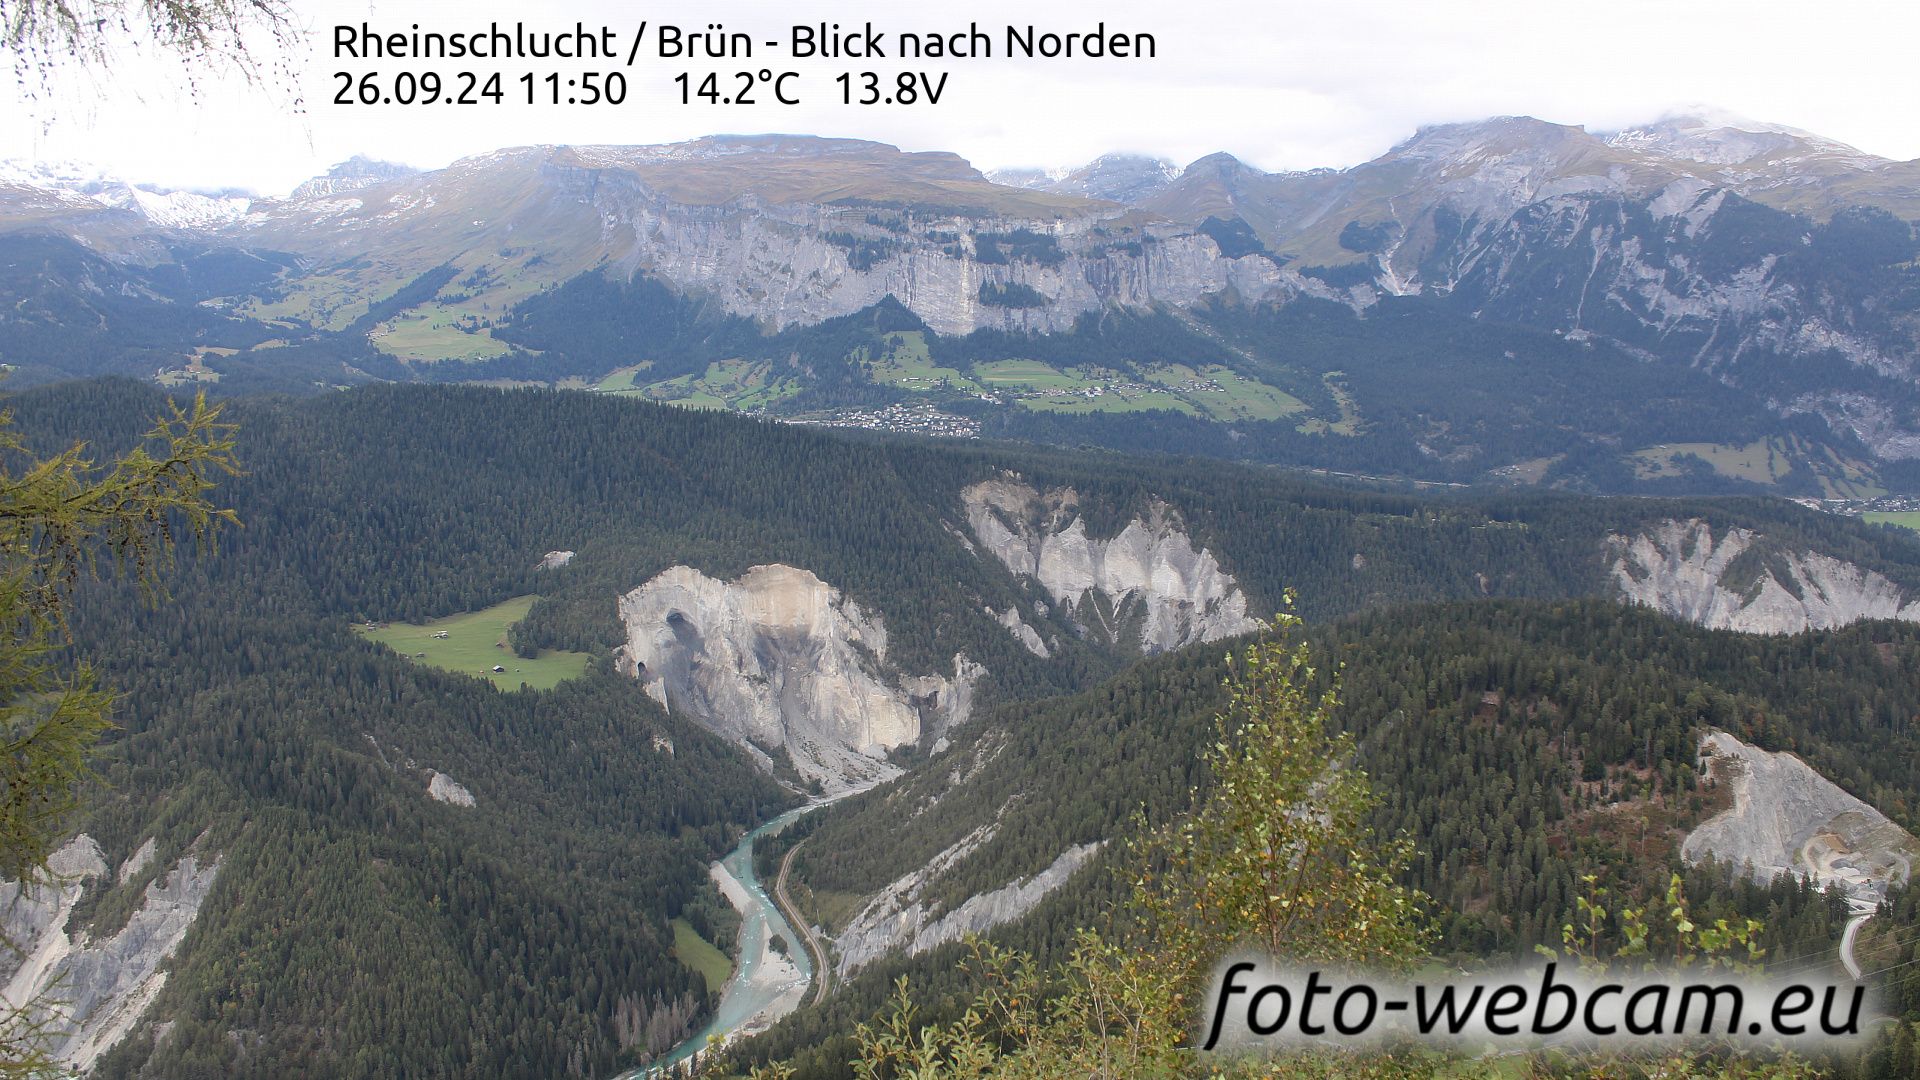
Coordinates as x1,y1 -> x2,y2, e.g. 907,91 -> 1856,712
3,112 -> 1918,496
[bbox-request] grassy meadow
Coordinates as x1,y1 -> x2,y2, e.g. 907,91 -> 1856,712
356,595 -> 590,690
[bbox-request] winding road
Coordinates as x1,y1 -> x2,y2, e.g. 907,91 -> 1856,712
1840,898 -> 1877,981
774,838 -> 832,1006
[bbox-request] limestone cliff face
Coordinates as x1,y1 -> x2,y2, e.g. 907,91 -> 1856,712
523,142 -> 1315,335
230,139 -> 1322,338
426,771 -> 476,807
962,478 -> 1260,653
1683,732 -> 1917,904
0,836 -> 220,1070
615,564 -> 980,790
23,130 -> 1920,461
833,824 -> 1103,976
567,172 -> 1301,336
994,607 -> 1052,658
1607,518 -> 1920,633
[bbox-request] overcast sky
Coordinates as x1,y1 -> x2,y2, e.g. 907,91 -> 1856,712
5,0 -> 1917,195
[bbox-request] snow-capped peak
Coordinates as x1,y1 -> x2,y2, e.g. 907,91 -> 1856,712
91,186 -> 252,229
1,158 -> 253,229
288,155 -> 421,200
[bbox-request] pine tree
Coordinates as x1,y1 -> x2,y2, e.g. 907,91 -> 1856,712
0,391 -> 238,1072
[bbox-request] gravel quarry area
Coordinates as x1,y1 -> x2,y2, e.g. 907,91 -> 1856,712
1682,731 -> 1918,904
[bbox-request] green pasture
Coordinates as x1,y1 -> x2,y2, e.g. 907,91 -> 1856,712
356,595 -> 590,690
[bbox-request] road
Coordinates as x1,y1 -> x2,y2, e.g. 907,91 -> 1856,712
775,838 -> 832,1006
1841,897 -> 1877,981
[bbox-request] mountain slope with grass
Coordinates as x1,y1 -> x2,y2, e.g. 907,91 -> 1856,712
3,115 -> 1918,493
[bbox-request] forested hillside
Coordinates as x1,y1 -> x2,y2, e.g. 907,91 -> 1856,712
2,385 -> 799,1076
747,600 -> 1920,1079
26,378 -> 1913,694
10,379 -> 1920,1075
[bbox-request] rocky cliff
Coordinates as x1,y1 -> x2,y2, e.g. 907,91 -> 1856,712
206,137 -> 1318,339
8,118 -> 1919,464
961,478 -> 1261,653
1425,184 -> 1920,459
581,188 -> 1295,337
615,564 -> 980,790
1121,117 -> 1920,460
993,607 -> 1052,658
9,120 -> 1918,464
1683,731 -> 1917,904
832,824 -> 1103,976
1607,518 -> 1920,633
0,836 -> 220,1070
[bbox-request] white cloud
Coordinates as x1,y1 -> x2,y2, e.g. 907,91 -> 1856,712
3,0 -> 1916,194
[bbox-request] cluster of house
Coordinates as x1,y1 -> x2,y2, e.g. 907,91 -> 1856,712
786,402 -> 980,438
1807,494 -> 1920,516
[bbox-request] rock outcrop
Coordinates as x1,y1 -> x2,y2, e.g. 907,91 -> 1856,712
426,771 -> 476,806
616,564 -> 980,790
962,477 -> 1260,653
117,838 -> 156,883
994,607 -> 1051,658
1682,731 -> 1917,904
900,655 -> 987,745
833,825 -> 1102,976
0,836 -> 220,1070
594,194 -> 1296,336
1607,519 -> 1920,633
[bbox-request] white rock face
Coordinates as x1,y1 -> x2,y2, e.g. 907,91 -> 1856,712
900,655 -> 987,743
1607,519 -> 1920,633
834,824 -> 1102,976
1683,732 -> 1917,904
215,138 -> 1320,338
616,564 -> 980,790
962,478 -> 1261,653
0,836 -> 220,1070
426,771 -> 476,807
994,608 -> 1051,658
545,166 -> 1302,336
1787,392 -> 1920,462
117,838 -> 156,884
536,550 -> 575,570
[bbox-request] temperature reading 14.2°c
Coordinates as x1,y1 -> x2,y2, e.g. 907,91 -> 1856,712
671,70 -> 949,106
674,70 -> 800,105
